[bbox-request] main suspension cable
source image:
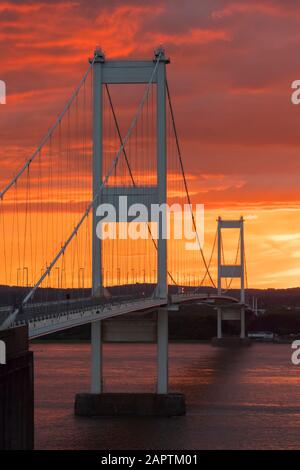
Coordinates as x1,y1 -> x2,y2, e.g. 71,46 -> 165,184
166,80 -> 216,288
194,227 -> 218,291
0,56 -> 96,199
104,84 -> 177,286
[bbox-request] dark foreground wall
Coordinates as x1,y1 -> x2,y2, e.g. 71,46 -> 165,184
0,326 -> 34,449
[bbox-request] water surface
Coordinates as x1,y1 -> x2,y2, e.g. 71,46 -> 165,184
32,342 -> 300,449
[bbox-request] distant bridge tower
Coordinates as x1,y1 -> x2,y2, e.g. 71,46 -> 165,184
217,217 -> 245,339
90,47 -> 169,394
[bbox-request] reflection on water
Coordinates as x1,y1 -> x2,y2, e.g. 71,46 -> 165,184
32,342 -> 300,449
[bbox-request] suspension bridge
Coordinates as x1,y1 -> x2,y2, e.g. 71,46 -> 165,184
0,48 -> 251,416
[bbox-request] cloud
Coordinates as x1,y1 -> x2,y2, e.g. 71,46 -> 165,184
148,28 -> 231,47
266,267 -> 300,279
1,0 -> 300,287
212,2 -> 289,20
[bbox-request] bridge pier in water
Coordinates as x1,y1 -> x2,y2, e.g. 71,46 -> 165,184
75,309 -> 185,417
91,320 -> 102,394
157,308 -> 168,394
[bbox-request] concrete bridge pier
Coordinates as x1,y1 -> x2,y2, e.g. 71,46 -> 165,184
157,308 -> 168,394
217,308 -> 222,339
74,309 -> 185,417
240,306 -> 246,339
212,305 -> 251,346
91,320 -> 102,394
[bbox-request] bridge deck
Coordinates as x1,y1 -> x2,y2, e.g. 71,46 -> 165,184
0,292 -> 252,339
14,298 -> 167,339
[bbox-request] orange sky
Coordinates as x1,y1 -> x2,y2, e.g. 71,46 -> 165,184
1,0 -> 300,288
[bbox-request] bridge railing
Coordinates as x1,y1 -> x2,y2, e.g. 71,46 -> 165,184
11,296 -> 165,332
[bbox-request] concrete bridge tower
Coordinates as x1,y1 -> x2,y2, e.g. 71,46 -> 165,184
215,216 -> 249,344
75,47 -> 185,416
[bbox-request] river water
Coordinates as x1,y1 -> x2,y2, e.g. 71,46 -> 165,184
31,342 -> 300,449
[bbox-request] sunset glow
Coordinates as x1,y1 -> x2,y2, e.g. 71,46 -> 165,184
1,0 -> 300,288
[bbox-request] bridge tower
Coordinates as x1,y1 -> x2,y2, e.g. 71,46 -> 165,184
216,217 -> 246,340
90,47 -> 171,396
